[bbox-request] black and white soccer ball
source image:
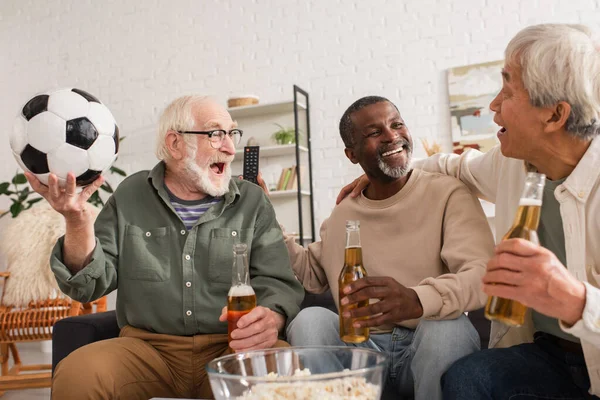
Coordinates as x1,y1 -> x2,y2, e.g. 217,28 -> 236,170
9,88 -> 119,187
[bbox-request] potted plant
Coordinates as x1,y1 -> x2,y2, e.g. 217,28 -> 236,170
0,164 -> 127,219
271,123 -> 298,145
0,173 -> 43,218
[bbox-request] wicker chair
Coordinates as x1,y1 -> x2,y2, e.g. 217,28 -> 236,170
0,270 -> 106,394
0,202 -> 105,395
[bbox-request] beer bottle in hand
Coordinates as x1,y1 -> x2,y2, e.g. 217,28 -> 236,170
227,243 -> 256,344
485,172 -> 546,326
339,220 -> 369,343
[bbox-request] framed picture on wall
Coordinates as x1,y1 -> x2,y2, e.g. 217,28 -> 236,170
447,60 -> 504,154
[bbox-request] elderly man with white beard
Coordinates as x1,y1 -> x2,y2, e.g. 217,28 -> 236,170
25,95 -> 304,400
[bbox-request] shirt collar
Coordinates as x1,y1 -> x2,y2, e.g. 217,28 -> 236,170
561,137 -> 600,203
525,137 -> 600,203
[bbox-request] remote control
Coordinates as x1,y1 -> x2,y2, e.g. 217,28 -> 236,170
243,146 -> 260,185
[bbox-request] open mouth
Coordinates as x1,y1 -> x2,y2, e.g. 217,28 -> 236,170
497,127 -> 507,137
381,145 -> 407,158
210,163 -> 225,175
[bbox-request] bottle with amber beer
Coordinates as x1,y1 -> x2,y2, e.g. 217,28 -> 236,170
485,172 -> 546,326
227,243 -> 257,343
338,220 -> 369,343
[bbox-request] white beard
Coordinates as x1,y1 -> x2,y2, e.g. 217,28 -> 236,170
183,148 -> 232,197
377,152 -> 412,179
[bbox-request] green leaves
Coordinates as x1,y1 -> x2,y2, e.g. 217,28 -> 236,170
0,182 -> 10,195
27,198 -> 43,207
11,174 -> 27,185
9,202 -> 23,218
109,166 -> 126,177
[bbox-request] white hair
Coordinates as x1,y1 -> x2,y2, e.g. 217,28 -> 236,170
505,23 -> 600,139
155,95 -> 208,160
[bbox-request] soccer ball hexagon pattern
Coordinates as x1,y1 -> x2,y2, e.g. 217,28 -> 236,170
9,88 -> 120,187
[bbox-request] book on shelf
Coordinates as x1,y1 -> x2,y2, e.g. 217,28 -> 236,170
275,166 -> 299,191
274,165 -> 308,191
286,166 -> 297,190
276,168 -> 288,191
277,167 -> 292,191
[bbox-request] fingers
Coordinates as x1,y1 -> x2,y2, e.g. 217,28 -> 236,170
351,175 -> 369,198
79,175 -> 104,203
353,314 -> 389,328
230,319 -> 270,340
236,306 -> 268,329
487,252 -> 533,273
64,173 -> 77,197
343,301 -> 386,319
495,238 -> 542,256
218,306 -> 227,322
48,174 -> 61,199
341,286 -> 389,306
482,282 -> 521,301
336,177 -> 361,204
229,332 -> 275,352
342,276 -> 391,295
230,320 -> 277,344
24,172 -> 49,196
256,172 -> 269,196
482,268 -> 522,286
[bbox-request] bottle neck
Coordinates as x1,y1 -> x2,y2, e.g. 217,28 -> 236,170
232,252 -> 250,286
513,202 -> 542,231
345,229 -> 361,248
344,228 -> 362,266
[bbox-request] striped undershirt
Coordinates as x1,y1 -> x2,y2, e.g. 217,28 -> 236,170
165,185 -> 223,230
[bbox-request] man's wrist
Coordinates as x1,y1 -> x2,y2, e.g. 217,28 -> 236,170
65,209 -> 95,231
272,310 -> 286,332
560,280 -> 586,327
407,288 -> 424,319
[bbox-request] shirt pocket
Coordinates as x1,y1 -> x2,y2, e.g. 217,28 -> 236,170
120,225 -> 172,282
208,228 -> 253,285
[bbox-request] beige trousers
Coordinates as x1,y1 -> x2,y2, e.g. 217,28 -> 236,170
52,325 -> 288,400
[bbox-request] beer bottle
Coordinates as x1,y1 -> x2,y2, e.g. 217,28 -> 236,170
227,243 -> 257,343
338,220 -> 369,343
485,172 -> 546,326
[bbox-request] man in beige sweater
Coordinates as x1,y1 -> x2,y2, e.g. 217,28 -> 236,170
284,96 -> 495,400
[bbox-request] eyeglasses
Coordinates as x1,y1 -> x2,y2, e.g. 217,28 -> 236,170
177,129 -> 243,149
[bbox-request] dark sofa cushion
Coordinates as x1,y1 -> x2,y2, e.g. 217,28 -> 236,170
52,310 -> 120,375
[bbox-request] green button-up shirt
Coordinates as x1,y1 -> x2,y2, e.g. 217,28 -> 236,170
50,162 -> 304,336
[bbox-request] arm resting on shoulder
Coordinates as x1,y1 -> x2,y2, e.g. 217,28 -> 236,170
413,146 -> 504,203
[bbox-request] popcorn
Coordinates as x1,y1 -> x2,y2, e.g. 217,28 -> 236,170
235,368 -> 380,400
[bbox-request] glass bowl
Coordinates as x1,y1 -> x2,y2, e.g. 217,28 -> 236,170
206,346 -> 388,400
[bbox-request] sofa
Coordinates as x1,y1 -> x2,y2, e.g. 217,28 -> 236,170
51,290 -> 490,374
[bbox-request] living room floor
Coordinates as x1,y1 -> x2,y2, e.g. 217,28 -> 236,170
3,342 -> 51,399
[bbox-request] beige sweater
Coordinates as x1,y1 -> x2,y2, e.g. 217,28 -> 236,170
285,168 -> 495,331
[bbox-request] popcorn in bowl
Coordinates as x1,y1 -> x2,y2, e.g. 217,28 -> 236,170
235,368 -> 379,400
207,346 -> 387,400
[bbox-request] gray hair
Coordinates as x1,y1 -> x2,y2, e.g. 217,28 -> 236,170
155,95 -> 207,160
505,23 -> 600,139
339,96 -> 398,147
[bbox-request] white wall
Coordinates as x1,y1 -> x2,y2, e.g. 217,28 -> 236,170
1,0 -> 599,228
